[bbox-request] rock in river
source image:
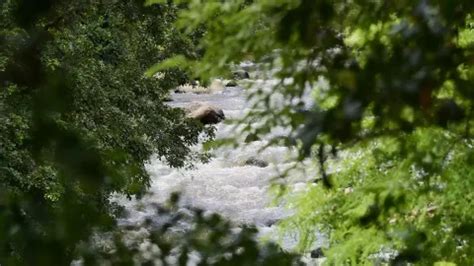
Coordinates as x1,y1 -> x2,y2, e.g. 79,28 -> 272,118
233,70 -> 250,79
225,80 -> 238,87
244,157 -> 269,168
244,133 -> 260,143
186,102 -> 225,125
310,247 -> 324,259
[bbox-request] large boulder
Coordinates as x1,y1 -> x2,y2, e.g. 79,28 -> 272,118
186,102 -> 225,125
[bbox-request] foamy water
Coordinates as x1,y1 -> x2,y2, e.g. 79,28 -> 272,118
113,71 -> 323,257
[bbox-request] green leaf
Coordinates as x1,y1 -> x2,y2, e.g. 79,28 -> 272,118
145,55 -> 191,77
144,0 -> 167,6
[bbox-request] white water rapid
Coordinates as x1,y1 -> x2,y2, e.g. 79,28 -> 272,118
114,67 -> 324,262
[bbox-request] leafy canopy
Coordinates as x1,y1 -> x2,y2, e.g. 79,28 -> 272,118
1,0 -> 301,265
0,0 -> 207,264
153,0 -> 474,264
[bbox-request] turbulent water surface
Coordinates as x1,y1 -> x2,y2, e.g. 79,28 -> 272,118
115,70 -> 321,253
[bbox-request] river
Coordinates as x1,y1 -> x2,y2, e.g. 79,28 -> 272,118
113,66 -> 324,263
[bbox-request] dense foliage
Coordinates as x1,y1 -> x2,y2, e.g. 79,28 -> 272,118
1,1 -> 301,265
153,0 -> 474,264
0,0 -> 208,264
